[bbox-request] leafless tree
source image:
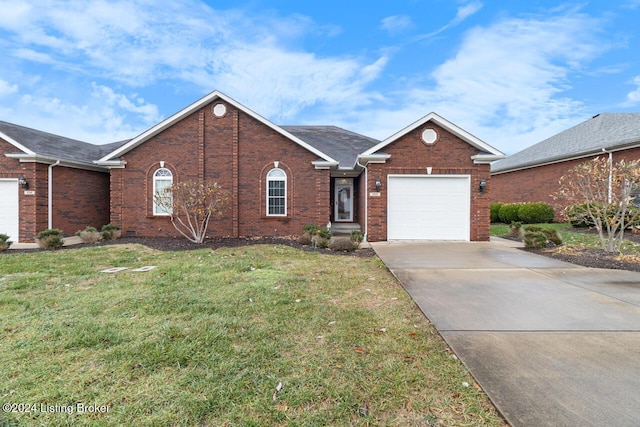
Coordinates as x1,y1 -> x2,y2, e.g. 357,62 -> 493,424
155,181 -> 230,243
558,156 -> 640,252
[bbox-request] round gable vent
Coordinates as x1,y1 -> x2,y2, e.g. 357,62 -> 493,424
212,103 -> 227,117
421,128 -> 438,144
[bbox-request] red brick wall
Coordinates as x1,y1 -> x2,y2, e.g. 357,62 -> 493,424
112,100 -> 331,238
51,167 -> 111,235
0,140 -> 35,241
366,123 -> 491,241
0,139 -> 110,241
491,147 -> 640,219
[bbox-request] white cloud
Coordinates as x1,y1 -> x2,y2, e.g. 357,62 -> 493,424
380,15 -> 414,35
0,1 -> 617,157
0,79 -> 18,96
0,0 -> 384,139
187,43 -> 387,121
4,85 -> 161,143
410,11 -> 604,153
415,1 -> 483,40
625,76 -> 640,105
0,1 -> 34,31
453,1 -> 484,25
316,9 -> 606,154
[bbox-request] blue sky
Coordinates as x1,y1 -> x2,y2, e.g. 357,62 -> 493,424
1,1 -> 640,154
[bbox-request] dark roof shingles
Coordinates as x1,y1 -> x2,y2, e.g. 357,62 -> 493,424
0,120 -> 127,165
492,113 -> 640,173
282,125 -> 379,169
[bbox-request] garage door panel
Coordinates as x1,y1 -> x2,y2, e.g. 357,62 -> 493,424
388,176 -> 470,241
0,180 -> 20,241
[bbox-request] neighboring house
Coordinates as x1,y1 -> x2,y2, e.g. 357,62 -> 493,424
96,91 -> 504,242
1,90 -> 505,243
0,121 -> 123,243
491,113 -> 640,214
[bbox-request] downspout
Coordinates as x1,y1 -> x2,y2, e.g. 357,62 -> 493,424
48,160 -> 61,229
356,158 -> 368,241
602,148 -> 612,203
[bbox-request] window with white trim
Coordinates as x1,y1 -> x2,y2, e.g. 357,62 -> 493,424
153,168 -> 173,215
267,168 -> 286,216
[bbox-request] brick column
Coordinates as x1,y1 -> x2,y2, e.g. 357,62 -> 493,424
232,110 -> 239,237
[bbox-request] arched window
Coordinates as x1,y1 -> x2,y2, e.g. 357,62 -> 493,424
267,168 -> 286,216
153,168 -> 173,215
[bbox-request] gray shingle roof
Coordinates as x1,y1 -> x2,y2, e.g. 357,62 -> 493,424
282,125 -> 380,169
492,113 -> 640,173
0,120 -> 126,166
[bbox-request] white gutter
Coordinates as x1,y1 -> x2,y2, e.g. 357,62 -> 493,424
48,160 -> 61,229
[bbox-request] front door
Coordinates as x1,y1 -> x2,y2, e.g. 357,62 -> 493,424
334,178 -> 353,222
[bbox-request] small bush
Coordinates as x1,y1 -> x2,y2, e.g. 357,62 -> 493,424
518,202 -> 554,224
567,202 -> 640,229
490,203 -> 503,223
302,224 -> 319,235
566,202 -> 594,228
543,229 -> 563,245
0,233 -> 12,252
328,237 -> 356,252
524,225 -> 543,233
297,233 -> 312,245
509,222 -> 523,239
101,224 -> 122,240
350,230 -> 364,247
317,228 -> 332,240
498,203 -> 522,224
523,231 -> 548,249
523,226 -> 563,248
77,226 -> 101,244
37,228 -> 64,250
310,229 -> 331,249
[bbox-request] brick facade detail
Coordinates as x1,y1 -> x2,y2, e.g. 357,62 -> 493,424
0,138 -> 110,242
365,123 -> 492,242
111,100 -> 331,238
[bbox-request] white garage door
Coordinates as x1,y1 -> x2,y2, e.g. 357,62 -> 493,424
0,179 -> 20,241
388,175 -> 470,240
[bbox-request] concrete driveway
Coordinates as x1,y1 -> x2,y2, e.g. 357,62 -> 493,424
372,238 -> 640,427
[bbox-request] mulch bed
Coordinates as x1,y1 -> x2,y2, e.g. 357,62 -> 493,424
521,227 -> 640,272
527,247 -> 640,272
7,236 -> 376,258
8,229 -> 640,271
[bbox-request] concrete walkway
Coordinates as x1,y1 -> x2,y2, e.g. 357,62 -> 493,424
372,238 -> 640,427
9,236 -> 83,250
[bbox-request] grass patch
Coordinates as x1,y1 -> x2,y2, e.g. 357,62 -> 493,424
0,244 -> 503,426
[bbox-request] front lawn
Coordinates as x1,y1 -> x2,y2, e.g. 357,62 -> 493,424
0,244 -> 503,426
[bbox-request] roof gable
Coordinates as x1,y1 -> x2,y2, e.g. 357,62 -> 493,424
492,113 -> 640,174
361,112 -> 504,163
97,90 -> 337,165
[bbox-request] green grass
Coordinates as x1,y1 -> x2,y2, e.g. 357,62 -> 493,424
490,222 -> 640,254
0,244 -> 503,426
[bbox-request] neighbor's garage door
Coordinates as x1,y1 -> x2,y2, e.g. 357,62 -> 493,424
0,179 -> 19,241
388,175 -> 470,240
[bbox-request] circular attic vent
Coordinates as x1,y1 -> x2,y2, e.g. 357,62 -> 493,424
421,128 -> 438,144
212,103 -> 227,117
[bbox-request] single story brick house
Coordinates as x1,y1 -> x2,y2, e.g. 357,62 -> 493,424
2,90 -> 505,243
0,121 -> 122,243
491,113 -> 640,215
